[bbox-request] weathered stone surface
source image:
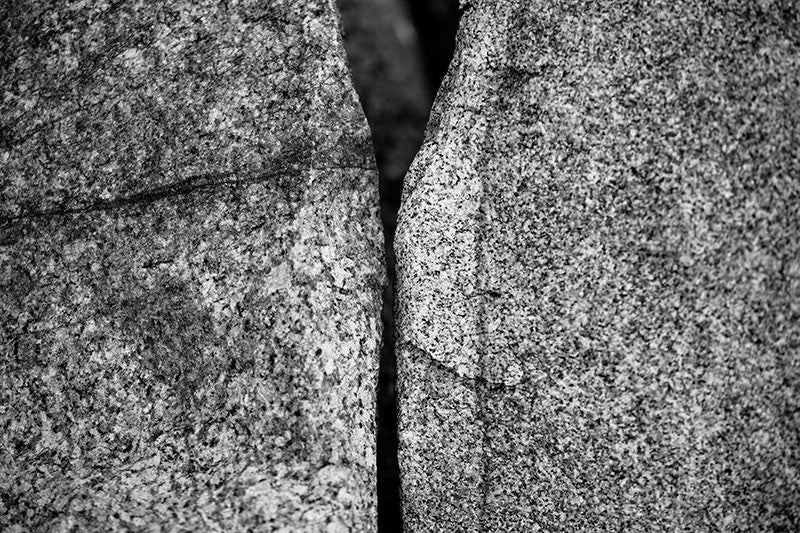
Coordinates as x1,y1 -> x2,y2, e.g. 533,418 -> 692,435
0,1 -> 382,531
396,0 -> 800,530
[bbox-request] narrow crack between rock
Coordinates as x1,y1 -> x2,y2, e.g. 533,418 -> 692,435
336,2 -> 460,532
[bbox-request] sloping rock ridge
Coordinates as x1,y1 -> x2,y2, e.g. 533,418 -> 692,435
396,0 -> 800,530
0,0 -> 382,531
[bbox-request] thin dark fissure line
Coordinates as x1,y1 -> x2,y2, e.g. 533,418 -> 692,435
335,2 -> 460,532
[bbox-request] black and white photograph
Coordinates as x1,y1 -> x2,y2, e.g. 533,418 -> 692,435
1,0 -> 798,531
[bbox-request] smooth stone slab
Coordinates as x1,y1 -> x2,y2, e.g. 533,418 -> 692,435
396,0 -> 800,530
0,1 -> 382,531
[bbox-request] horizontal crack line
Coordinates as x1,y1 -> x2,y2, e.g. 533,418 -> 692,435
0,164 -> 374,226
398,340 -> 530,391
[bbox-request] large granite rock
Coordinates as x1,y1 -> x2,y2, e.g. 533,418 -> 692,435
0,1 -> 382,531
396,0 -> 800,530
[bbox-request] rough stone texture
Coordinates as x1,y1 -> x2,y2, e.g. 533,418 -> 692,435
396,0 -> 800,531
0,1 -> 382,531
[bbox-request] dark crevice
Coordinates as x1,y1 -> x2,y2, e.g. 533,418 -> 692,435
336,1 -> 460,532
403,0 -> 462,101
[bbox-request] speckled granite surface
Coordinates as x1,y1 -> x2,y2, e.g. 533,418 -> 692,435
396,0 -> 800,530
0,1 -> 382,531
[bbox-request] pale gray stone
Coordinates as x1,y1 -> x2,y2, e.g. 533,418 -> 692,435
396,0 -> 800,530
0,1 -> 382,530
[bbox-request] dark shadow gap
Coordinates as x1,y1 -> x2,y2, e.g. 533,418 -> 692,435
403,0 -> 462,102
336,1 -> 460,532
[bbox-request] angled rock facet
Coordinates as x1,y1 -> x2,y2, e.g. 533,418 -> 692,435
396,1 -> 800,530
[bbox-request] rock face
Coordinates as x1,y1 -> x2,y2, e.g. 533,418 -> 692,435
0,1 -> 382,531
396,0 -> 800,531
